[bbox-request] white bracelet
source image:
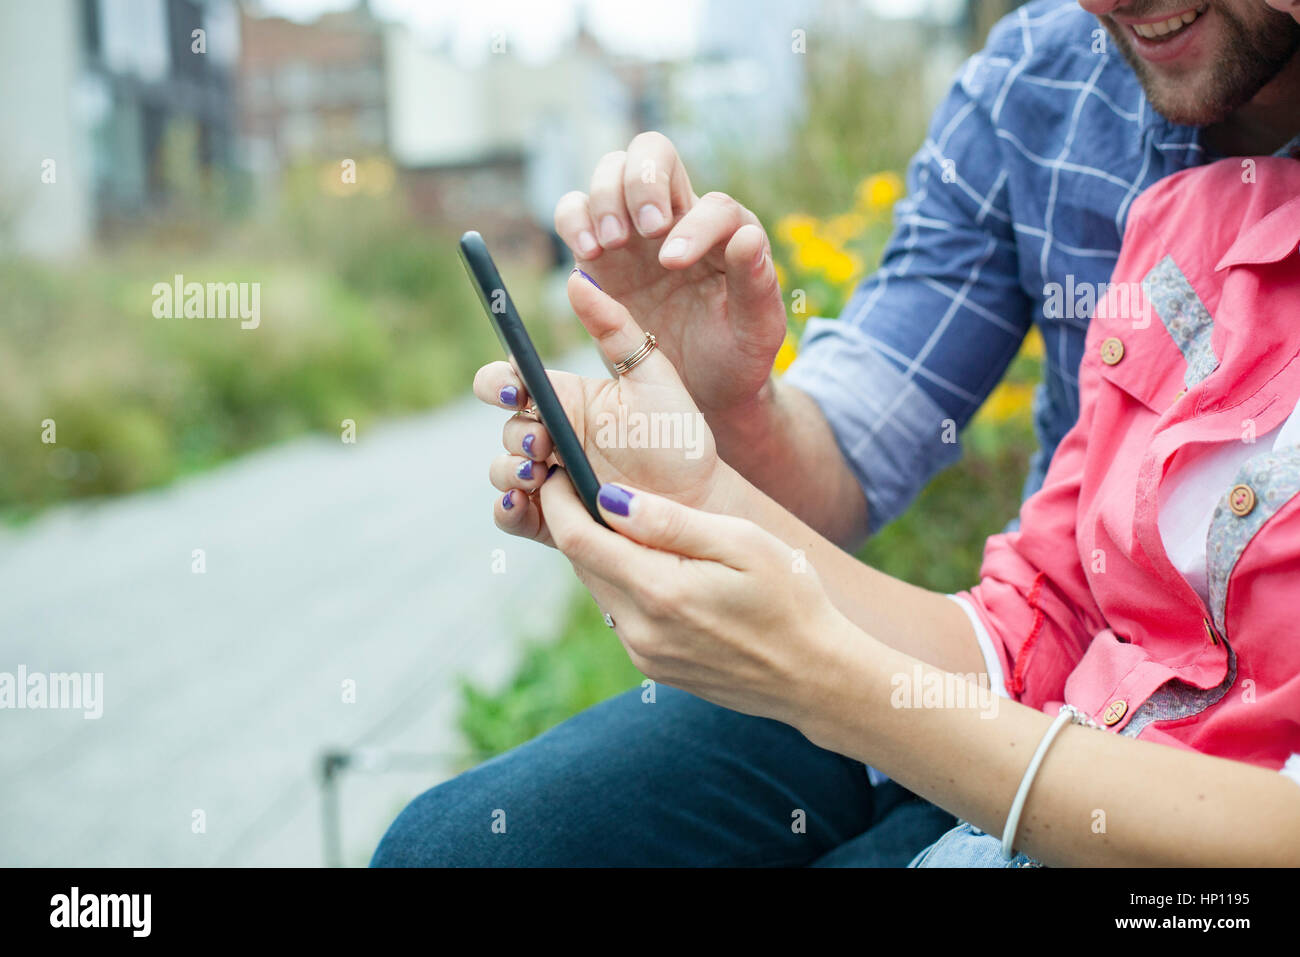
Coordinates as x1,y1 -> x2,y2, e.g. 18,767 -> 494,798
1001,704 -> 1098,860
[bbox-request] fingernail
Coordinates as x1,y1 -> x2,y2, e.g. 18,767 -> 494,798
577,230 -> 599,256
637,204 -> 665,234
661,237 -> 688,260
754,244 -> 769,273
499,385 -> 518,407
570,266 -> 602,290
598,214 -> 623,245
546,463 -> 559,481
597,483 -> 634,516
522,433 -> 536,457
516,460 -> 534,481
502,491 -> 514,511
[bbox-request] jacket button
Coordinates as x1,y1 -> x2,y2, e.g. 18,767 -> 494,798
1102,699 -> 1128,725
1100,337 -> 1125,366
1228,483 -> 1256,517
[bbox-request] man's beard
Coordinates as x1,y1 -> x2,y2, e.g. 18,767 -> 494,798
1101,3 -> 1300,126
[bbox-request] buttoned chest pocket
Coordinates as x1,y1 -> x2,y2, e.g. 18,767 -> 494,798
1090,254 -> 1217,414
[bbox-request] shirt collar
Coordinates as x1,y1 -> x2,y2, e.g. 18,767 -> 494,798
1216,192 -> 1300,271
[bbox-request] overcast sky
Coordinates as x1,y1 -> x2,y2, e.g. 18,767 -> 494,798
255,0 -> 944,64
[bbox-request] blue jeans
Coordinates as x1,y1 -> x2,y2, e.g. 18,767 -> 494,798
372,685 -> 956,866
908,822 -> 1043,867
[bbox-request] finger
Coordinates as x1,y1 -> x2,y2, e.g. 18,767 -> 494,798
588,151 -> 631,249
503,415 -> 553,462
489,453 -> 549,494
658,191 -> 762,270
554,190 -> 601,261
540,466 -> 677,582
622,131 -> 694,238
567,269 -> 677,383
495,488 -> 550,545
594,482 -> 752,568
473,361 -> 530,411
723,223 -> 787,360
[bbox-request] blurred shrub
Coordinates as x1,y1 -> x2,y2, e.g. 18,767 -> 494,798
0,163 -> 558,518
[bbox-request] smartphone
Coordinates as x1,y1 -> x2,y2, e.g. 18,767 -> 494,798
458,230 -> 609,528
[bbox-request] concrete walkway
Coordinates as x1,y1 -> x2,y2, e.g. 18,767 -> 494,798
0,347 -> 604,866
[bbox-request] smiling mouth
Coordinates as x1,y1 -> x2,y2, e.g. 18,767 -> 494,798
1127,4 -> 1208,41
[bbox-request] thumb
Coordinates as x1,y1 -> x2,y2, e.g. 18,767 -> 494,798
595,482 -> 749,567
567,268 -> 678,384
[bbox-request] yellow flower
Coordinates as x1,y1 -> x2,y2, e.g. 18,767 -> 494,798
773,332 -> 798,375
823,212 -> 868,245
793,235 -> 837,274
1020,325 -> 1045,360
976,382 -> 1035,425
775,214 -> 818,245
822,249 -> 861,286
856,172 -> 905,213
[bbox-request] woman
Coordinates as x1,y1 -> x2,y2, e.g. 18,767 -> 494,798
382,153 -> 1300,867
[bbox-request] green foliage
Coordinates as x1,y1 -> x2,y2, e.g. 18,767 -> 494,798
457,590 -> 643,761
0,179 -> 554,518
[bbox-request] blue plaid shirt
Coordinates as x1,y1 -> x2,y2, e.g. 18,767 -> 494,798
784,0 -> 1300,534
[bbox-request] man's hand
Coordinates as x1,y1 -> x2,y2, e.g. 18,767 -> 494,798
553,132 -> 788,424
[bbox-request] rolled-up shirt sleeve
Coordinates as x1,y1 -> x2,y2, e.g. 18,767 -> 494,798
783,60 -> 1033,533
956,329 -> 1109,710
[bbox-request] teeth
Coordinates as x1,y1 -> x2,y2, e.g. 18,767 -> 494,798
1132,6 -> 1205,39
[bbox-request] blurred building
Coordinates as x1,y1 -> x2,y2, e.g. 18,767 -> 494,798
0,0 -> 240,258
384,17 -> 656,265
237,3 -> 387,181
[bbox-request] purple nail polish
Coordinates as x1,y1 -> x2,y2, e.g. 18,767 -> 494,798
570,266 -> 602,290
522,433 -> 536,457
499,385 -> 518,406
502,491 -> 514,510
598,483 -> 633,516
516,460 -> 534,481
546,463 -> 559,479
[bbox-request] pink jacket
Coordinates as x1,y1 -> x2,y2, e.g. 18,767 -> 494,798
961,157 -> 1300,772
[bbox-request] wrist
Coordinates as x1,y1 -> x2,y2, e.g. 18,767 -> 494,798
705,376 -> 784,468
785,607 -> 886,752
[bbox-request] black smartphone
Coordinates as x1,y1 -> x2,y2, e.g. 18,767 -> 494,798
458,230 -> 609,528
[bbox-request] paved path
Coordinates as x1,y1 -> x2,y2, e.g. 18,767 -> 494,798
0,347 -> 604,866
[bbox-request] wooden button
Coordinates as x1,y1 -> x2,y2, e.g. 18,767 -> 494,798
1100,337 -> 1125,366
1228,483 -> 1256,517
1102,699 -> 1128,726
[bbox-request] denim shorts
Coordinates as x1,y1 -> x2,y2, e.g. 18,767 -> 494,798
908,821 -> 1044,868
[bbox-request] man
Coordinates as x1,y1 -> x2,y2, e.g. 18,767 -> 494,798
373,0 -> 1300,866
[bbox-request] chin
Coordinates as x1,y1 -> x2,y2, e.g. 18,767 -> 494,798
1100,7 -> 1300,129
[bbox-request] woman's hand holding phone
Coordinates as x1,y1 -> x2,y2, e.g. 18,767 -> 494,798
473,268 -> 738,547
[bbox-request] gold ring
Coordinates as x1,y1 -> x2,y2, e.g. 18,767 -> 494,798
613,332 -> 657,376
